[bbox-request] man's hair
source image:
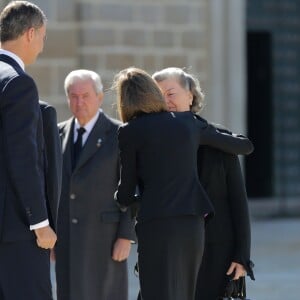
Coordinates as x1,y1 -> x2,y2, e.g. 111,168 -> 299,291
113,67 -> 167,123
0,1 -> 47,43
64,69 -> 104,96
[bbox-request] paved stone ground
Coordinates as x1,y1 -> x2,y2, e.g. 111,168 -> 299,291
51,217 -> 300,300
246,218 -> 300,300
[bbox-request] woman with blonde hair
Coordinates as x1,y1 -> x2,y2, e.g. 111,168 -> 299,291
113,67 -> 253,300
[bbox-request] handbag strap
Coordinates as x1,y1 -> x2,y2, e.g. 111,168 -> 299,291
240,276 -> 247,298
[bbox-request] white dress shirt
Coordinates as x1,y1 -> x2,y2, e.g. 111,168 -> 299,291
73,110 -> 101,145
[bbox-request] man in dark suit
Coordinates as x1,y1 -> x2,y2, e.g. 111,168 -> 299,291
55,69 -> 135,300
0,2 -> 57,299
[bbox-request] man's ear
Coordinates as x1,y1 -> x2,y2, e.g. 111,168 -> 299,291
25,27 -> 35,42
188,91 -> 193,105
98,92 -> 104,106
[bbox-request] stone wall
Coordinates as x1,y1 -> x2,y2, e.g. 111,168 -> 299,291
1,0 -> 247,144
25,0 -> 210,122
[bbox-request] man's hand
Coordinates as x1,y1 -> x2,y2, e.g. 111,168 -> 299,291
112,238 -> 131,262
34,226 -> 57,249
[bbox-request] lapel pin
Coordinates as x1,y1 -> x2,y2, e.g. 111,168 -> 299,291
96,138 -> 102,147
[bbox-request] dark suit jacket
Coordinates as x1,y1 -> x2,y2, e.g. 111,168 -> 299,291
0,54 -> 48,242
56,111 -> 135,300
115,111 -> 253,223
39,101 -> 62,231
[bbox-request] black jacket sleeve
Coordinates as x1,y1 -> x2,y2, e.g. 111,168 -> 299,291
195,115 -> 254,155
114,124 -> 138,209
39,101 -> 62,231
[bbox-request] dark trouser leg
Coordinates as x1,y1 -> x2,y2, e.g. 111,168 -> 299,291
0,240 -> 52,300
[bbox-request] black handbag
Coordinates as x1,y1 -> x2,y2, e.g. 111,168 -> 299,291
219,276 -> 252,300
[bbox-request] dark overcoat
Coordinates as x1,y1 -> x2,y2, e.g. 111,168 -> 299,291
55,112 -> 135,300
195,146 -> 254,300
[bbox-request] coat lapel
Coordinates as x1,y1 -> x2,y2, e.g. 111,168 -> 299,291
74,112 -> 111,172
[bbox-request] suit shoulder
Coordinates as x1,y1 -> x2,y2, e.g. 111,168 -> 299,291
58,118 -> 72,131
102,113 -> 122,127
39,101 -> 57,114
1,69 -> 34,92
100,112 -> 122,135
39,100 -> 51,109
0,59 -> 23,79
118,121 -> 137,141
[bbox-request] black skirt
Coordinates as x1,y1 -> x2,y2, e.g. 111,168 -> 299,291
136,215 -> 205,300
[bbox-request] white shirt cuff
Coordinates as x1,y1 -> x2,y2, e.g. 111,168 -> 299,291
30,219 -> 49,230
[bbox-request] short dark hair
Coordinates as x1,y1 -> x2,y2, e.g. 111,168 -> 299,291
0,1 -> 47,43
113,67 -> 167,123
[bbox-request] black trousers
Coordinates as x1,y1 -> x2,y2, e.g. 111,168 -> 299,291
0,239 -> 52,300
136,215 -> 204,300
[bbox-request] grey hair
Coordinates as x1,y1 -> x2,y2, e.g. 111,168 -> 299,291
0,1 -> 47,43
64,69 -> 103,96
152,67 -> 205,113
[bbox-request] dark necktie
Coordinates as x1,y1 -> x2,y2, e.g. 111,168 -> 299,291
73,127 -> 86,167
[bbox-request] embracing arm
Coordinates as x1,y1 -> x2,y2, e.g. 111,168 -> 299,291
195,115 -> 254,155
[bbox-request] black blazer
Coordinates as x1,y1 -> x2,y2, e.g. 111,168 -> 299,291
0,54 -> 48,242
39,101 -> 62,231
115,111 -> 253,223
